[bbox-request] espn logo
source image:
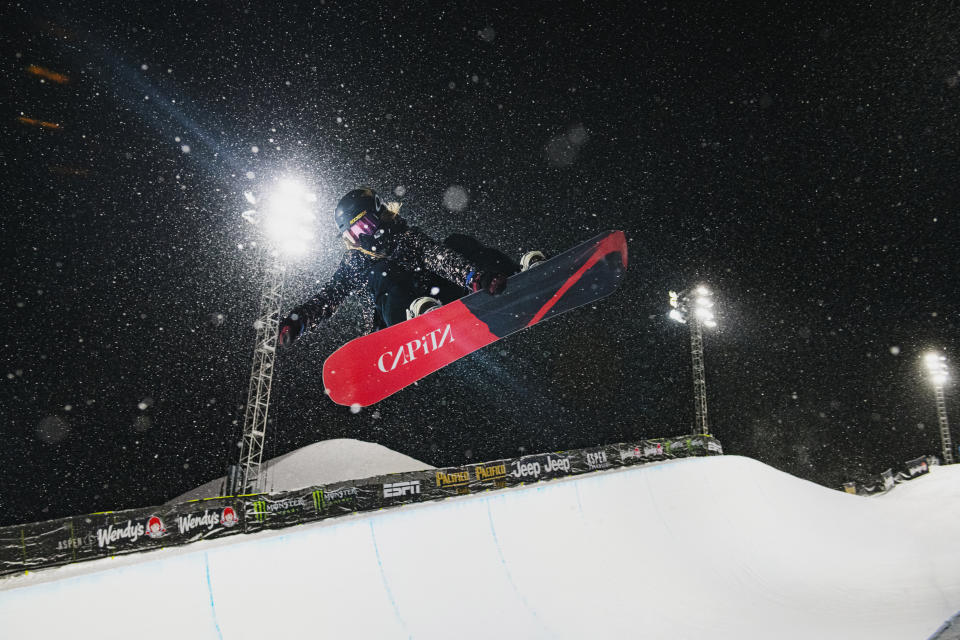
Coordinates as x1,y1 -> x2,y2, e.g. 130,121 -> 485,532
383,481 -> 421,498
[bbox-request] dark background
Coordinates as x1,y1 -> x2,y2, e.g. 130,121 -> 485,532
2,2 -> 958,526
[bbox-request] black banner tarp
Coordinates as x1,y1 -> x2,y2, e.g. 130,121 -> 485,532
1,434 -> 723,577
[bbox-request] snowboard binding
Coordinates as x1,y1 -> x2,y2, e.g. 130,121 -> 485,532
406,296 -> 442,320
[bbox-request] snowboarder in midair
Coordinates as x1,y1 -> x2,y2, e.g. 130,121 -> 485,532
278,187 -> 544,347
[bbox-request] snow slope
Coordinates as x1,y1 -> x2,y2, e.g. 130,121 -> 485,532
2,455 -> 959,639
169,438 -> 435,502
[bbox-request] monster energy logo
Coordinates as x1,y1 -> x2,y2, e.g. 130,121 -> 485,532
251,497 -> 306,522
312,487 -> 358,511
252,501 -> 267,522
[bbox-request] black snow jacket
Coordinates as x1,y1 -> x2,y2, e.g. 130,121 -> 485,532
288,215 -> 479,335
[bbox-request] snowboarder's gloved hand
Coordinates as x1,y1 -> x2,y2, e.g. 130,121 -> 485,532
278,313 -> 308,348
468,271 -> 508,295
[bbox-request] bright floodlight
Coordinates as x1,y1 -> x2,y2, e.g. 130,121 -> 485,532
925,352 -> 949,387
244,178 -> 318,256
667,285 -> 718,436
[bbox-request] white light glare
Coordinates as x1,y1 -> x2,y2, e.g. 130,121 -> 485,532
243,191 -> 256,205
669,309 -> 686,323
696,286 -> 711,296
925,352 -> 949,386
696,297 -> 714,308
267,183 -> 316,254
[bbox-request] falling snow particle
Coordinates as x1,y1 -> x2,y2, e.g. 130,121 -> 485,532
36,416 -> 70,444
889,346 -> 901,356
141,64 -> 148,71
546,124 -> 590,167
479,26 -> 496,42
181,145 -> 191,153
251,146 -> 259,153
350,403 -> 362,414
442,185 -> 469,212
395,185 -> 406,197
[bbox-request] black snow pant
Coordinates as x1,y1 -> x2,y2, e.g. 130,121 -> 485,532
373,234 -> 521,329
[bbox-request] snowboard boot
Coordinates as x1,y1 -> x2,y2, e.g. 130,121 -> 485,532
520,250 -> 546,271
406,296 -> 442,321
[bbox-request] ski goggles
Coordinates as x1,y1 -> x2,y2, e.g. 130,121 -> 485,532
342,211 -> 381,243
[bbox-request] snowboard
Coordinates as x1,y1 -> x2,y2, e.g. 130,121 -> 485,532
322,230 -> 628,407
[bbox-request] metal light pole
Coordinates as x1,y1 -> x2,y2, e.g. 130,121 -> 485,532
235,247 -> 285,495
924,352 -> 954,465
669,286 -> 717,436
231,180 -> 317,495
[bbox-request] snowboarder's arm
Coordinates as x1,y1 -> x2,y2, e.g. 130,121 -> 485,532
280,252 -> 365,344
404,228 -> 477,289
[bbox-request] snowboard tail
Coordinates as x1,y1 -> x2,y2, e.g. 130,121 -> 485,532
322,230 -> 627,407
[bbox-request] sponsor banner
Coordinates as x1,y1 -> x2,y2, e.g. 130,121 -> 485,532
245,492 -> 310,531
0,435 -> 724,576
382,477 -> 425,503
882,469 -> 895,492
619,437 -> 724,463
905,456 -> 929,478
469,460 -> 510,490
312,485 -> 363,516
580,446 -> 615,472
433,467 -> 473,496
0,518 -> 74,573
431,460 -> 515,497
509,453 -> 573,483
86,508 -> 170,554
171,499 -> 244,543
619,440 -> 667,463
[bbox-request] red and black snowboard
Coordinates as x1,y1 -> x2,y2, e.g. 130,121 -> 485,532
322,230 -> 628,407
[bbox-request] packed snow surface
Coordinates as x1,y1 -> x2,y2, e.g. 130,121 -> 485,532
169,438 -> 434,502
2,455 -> 959,639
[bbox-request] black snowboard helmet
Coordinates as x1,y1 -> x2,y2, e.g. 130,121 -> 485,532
334,187 -> 386,243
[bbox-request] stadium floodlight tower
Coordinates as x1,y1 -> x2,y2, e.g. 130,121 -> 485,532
924,352 -> 954,465
669,285 -> 718,436
234,179 -> 317,494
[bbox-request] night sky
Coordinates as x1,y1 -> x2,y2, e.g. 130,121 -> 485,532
2,2 -> 959,527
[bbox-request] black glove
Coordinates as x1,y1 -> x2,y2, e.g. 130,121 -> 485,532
278,313 -> 308,348
469,271 -> 508,295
